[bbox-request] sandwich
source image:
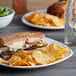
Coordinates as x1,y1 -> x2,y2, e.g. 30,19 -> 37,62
47,1 -> 66,18
0,32 -> 47,60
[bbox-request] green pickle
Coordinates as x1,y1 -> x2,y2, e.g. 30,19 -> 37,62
25,43 -> 48,50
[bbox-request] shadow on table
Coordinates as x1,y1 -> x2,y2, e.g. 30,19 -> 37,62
0,63 -> 60,75
22,24 -> 64,32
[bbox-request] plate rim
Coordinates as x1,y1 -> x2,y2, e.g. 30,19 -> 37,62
22,9 -> 64,30
0,37 -> 73,69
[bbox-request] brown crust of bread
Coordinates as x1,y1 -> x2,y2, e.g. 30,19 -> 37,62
0,32 -> 45,45
47,1 -> 66,18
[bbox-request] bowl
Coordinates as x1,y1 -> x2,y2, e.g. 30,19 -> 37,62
0,8 -> 15,28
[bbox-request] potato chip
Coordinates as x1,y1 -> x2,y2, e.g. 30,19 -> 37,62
57,54 -> 64,60
0,58 -> 8,64
8,55 -> 27,66
49,55 -> 56,63
32,51 -> 49,65
27,61 -> 36,66
49,43 -> 68,60
36,47 -> 49,55
14,50 -> 32,59
56,45 -> 68,54
51,16 -> 62,26
25,55 -> 36,63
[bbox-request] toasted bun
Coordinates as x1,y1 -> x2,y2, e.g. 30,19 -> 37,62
47,1 -> 66,18
0,32 -> 45,45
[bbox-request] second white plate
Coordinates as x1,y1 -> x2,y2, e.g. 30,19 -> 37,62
22,9 -> 64,30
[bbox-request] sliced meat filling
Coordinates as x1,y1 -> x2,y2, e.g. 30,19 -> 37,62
0,47 -> 14,60
24,39 -> 43,49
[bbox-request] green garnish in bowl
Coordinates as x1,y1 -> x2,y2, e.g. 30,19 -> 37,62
0,7 -> 11,17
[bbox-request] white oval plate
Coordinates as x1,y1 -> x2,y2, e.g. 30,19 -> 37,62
0,37 -> 73,69
22,9 -> 64,30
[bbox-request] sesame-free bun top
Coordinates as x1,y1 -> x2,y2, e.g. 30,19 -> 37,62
0,32 -> 45,45
47,1 -> 66,18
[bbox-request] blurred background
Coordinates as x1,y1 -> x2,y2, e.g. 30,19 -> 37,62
0,0 -> 58,11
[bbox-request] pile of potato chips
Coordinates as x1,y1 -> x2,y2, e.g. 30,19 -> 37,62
0,43 -> 68,66
24,12 -> 64,27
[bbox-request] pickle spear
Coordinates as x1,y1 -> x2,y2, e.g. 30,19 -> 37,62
24,43 -> 48,50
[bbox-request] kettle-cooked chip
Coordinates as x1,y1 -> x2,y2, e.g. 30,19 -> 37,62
0,58 -> 8,64
8,55 -> 27,66
36,47 -> 49,55
27,61 -> 36,66
49,43 -> 68,60
32,51 -> 49,65
15,50 -> 32,59
14,50 -> 27,59
52,17 -> 64,26
25,55 -> 36,63
49,55 -> 56,62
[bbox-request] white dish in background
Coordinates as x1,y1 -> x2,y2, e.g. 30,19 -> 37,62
22,9 -> 64,30
0,37 -> 73,69
0,8 -> 15,28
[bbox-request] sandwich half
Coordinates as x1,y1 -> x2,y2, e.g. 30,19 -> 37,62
0,32 -> 47,59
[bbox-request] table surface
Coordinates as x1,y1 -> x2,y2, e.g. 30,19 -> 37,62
0,15 -> 76,76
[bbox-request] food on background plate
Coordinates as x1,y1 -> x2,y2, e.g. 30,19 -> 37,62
24,12 -> 64,27
0,7 -> 11,17
47,1 -> 66,18
0,32 -> 68,66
